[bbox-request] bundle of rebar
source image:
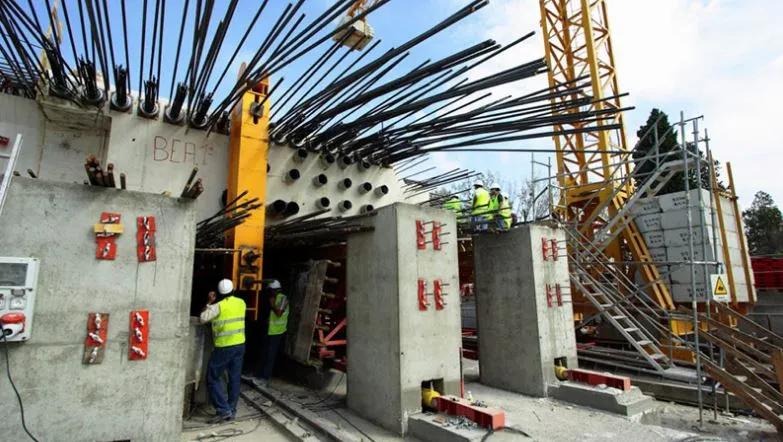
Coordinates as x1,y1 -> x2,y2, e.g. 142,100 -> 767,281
265,210 -> 376,247
84,155 -> 121,188
1,0 -> 626,151
195,191 -> 261,248
180,166 -> 203,199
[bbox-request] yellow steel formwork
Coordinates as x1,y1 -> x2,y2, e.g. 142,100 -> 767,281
227,77 -> 270,321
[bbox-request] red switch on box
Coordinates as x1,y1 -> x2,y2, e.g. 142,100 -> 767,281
136,216 -> 157,262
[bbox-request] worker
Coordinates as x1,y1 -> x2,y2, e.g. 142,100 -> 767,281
251,280 -> 289,388
442,195 -> 462,215
200,279 -> 246,423
488,184 -> 512,231
471,180 -> 490,231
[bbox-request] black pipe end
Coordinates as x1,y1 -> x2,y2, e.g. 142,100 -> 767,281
287,169 -> 301,181
362,204 -> 374,213
137,100 -> 160,119
317,174 -> 328,185
378,185 -> 389,195
340,200 -> 353,211
341,178 -> 353,189
319,197 -> 331,208
361,182 -> 373,192
297,148 -> 308,159
110,92 -> 132,113
271,199 -> 287,213
267,163 -> 271,173
324,154 -> 335,164
285,202 -> 300,216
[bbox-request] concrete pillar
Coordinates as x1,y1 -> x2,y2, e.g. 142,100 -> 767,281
473,223 -> 576,397
347,203 -> 461,435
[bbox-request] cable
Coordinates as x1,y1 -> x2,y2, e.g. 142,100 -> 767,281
481,426 -> 531,440
332,408 -> 376,442
1,328 -> 40,442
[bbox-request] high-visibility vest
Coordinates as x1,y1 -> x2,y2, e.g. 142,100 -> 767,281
268,293 -> 289,336
212,296 -> 246,348
488,194 -> 500,213
472,187 -> 490,217
443,197 -> 461,213
499,195 -> 512,229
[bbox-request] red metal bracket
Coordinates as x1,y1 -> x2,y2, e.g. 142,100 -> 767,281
433,279 -> 446,310
551,239 -> 559,261
432,221 -> 442,251
136,216 -> 157,262
542,237 -> 549,261
545,284 -> 553,308
435,396 -> 505,430
83,312 -> 109,364
566,368 -> 631,391
416,220 -> 426,250
418,279 -> 429,310
128,309 -> 149,360
95,212 -> 121,260
555,283 -> 563,307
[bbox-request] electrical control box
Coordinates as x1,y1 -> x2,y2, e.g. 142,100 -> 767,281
0,257 -> 39,342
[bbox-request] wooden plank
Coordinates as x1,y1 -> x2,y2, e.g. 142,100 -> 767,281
725,357 -> 783,414
713,301 -> 783,348
698,330 -> 778,382
772,349 -> 783,395
703,359 -> 783,432
283,260 -> 328,365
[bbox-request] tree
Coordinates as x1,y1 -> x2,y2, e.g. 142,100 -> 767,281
632,108 -> 723,194
742,191 -> 783,256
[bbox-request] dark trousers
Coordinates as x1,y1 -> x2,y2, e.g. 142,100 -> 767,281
207,343 -> 245,417
254,334 -> 284,380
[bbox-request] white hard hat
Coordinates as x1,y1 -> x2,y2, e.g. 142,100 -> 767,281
474,180 -> 484,187
217,279 -> 234,295
268,280 -> 282,290
490,183 -> 500,190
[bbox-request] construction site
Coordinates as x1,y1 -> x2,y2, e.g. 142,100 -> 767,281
0,0 -> 781,441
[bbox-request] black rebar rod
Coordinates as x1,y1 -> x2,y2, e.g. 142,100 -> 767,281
99,0 -> 117,83
215,0 -> 389,120
120,0 -> 131,91
148,0 -> 161,80
91,0 -> 111,92
168,0 -> 190,98
85,0 -> 110,96
59,0 -> 80,76
208,0 -> 268,97
155,0 -> 166,101
206,1 -> 297,119
137,0 -> 148,95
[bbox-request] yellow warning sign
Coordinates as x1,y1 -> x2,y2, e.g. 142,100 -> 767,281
713,276 -> 727,295
711,274 -> 731,302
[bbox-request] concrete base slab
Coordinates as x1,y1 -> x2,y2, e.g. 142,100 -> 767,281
548,382 -> 657,416
408,414 -> 487,442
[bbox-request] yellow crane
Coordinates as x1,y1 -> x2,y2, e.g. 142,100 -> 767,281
538,0 -> 675,314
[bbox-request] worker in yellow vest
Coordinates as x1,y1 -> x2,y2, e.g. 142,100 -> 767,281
442,195 -> 462,216
471,180 -> 490,232
489,183 -> 512,230
200,279 -> 246,423
250,280 -> 289,388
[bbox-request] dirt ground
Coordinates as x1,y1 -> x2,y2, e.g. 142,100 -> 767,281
182,359 -> 777,441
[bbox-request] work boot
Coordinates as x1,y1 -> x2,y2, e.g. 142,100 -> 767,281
208,414 -> 232,424
252,377 -> 269,389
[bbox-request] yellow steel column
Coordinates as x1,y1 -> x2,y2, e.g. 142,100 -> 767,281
227,77 -> 270,321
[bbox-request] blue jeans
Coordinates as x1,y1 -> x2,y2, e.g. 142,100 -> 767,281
255,334 -> 284,380
473,215 -> 487,232
207,344 -> 245,418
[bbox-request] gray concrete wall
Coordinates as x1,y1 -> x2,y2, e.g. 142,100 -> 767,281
347,203 -> 460,435
474,224 -> 575,397
0,178 -> 196,442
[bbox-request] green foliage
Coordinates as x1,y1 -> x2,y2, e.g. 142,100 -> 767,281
742,191 -> 783,256
632,108 -> 723,194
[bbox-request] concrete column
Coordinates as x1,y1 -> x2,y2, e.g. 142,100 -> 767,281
473,223 -> 576,397
347,203 -> 461,435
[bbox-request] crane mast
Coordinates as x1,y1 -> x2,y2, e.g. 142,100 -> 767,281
539,0 -> 675,311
